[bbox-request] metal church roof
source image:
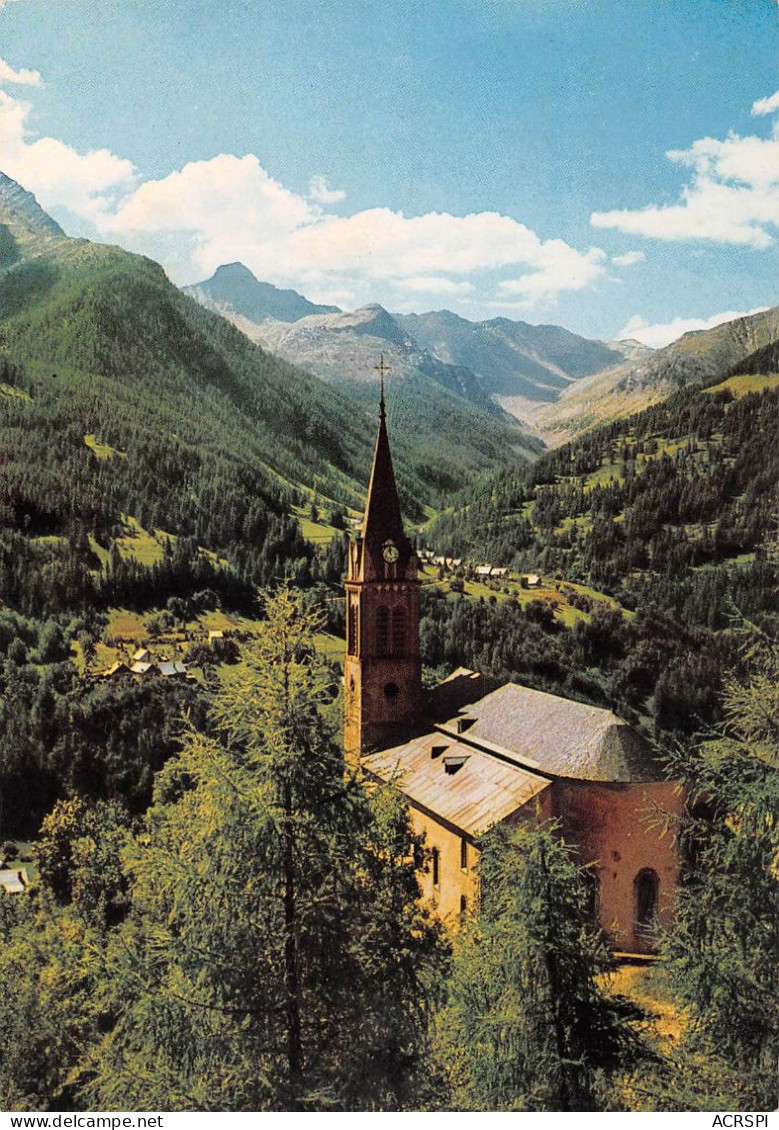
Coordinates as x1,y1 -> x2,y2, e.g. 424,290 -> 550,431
363,731 -> 550,837
441,683 -> 658,783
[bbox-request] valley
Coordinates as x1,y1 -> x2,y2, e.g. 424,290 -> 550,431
0,169 -> 776,840
0,157 -> 775,1115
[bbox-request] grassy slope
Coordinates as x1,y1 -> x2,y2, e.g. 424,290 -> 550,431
703,372 -> 779,397
534,310 -> 779,446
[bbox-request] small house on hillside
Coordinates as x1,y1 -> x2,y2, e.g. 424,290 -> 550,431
0,868 -> 30,894
132,648 -> 151,663
102,661 -> 131,679
130,661 -> 155,676
475,564 -> 492,577
158,661 -> 188,679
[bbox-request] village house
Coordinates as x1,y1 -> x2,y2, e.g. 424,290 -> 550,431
344,390 -> 682,951
0,868 -> 30,895
157,660 -> 188,679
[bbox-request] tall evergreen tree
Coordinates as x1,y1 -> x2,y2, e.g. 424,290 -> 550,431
660,628 -> 778,1109
433,822 -> 630,1111
78,588 -> 445,1111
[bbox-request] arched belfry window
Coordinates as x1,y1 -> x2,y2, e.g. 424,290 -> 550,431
348,599 -> 358,655
392,606 -> 406,653
634,868 -> 659,935
376,606 -> 390,655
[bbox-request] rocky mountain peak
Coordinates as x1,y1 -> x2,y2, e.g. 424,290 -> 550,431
184,262 -> 340,323
0,171 -> 66,243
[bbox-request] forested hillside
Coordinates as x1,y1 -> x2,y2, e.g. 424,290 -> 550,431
431,378 -> 778,618
424,376 -> 778,737
534,306 -> 779,443
0,178 -> 373,834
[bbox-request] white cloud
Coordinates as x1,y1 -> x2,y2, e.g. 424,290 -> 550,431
752,90 -> 779,117
612,250 -> 645,266
592,103 -> 779,249
618,307 -> 769,349
102,158 -> 606,301
0,62 -> 611,308
0,90 -> 136,223
395,276 -> 476,296
499,243 -> 607,301
308,175 -> 345,204
108,153 -> 313,242
0,57 -> 41,86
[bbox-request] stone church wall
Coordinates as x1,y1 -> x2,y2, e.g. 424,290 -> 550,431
552,779 -> 683,953
409,788 -> 555,929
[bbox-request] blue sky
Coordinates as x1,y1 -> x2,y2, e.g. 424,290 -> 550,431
0,0 -> 777,343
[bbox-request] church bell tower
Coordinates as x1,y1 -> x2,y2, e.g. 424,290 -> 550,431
344,367 -> 421,760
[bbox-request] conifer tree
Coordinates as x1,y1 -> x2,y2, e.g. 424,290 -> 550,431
80,587 -> 444,1111
433,822 -> 629,1111
660,628 -> 778,1109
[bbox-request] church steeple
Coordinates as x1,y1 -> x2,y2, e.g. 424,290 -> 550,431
353,403 -> 412,583
344,372 -> 421,761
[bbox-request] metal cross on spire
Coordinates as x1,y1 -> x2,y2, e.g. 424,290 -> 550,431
374,354 -> 390,418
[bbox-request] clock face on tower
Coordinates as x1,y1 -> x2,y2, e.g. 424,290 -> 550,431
382,540 -> 400,564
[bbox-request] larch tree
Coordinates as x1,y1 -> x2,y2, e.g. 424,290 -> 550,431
79,588 -> 445,1112
660,627 -> 778,1109
433,822 -> 632,1111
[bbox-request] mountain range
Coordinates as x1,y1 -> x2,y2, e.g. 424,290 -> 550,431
0,166 -> 545,578
187,262 -> 777,447
2,162 -> 776,549
395,309 -> 641,409
185,266 -> 646,443
532,305 -> 779,444
184,268 -> 544,475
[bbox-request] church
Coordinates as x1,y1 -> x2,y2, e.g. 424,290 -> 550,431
344,389 -> 682,953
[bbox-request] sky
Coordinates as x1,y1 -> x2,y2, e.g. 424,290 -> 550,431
0,0 -> 777,345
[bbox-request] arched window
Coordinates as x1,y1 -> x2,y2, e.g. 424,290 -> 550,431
431,847 -> 440,888
347,600 -> 358,655
376,605 -> 390,654
392,606 -> 406,653
634,868 -> 659,934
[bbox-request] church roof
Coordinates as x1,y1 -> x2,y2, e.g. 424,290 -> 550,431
363,731 -> 550,837
441,682 -> 657,783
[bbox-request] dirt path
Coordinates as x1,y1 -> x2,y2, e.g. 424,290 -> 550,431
602,962 -> 686,1046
